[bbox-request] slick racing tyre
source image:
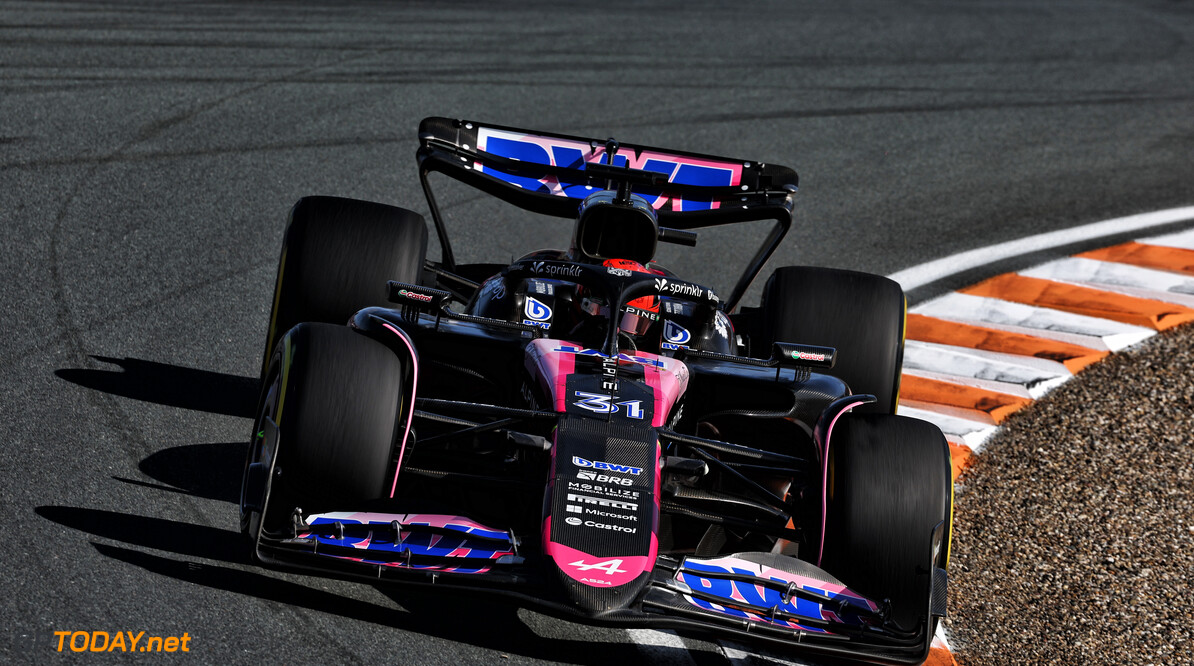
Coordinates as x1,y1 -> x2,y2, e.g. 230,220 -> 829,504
261,195 -> 428,376
761,266 -> 905,414
247,322 -> 405,535
821,413 -> 952,631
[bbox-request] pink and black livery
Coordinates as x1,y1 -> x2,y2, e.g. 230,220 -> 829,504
241,118 -> 953,664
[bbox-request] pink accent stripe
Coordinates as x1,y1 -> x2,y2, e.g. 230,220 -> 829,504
817,401 -> 867,567
555,347 -> 574,412
641,362 -> 668,427
381,323 -> 419,499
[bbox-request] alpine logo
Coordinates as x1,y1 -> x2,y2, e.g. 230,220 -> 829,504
531,261 -> 582,278
624,305 -> 659,321
661,320 -> 692,350
569,558 -> 627,574
552,345 -> 665,369
572,456 -> 642,475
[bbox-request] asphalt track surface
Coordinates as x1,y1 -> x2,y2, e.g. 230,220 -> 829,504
3,1 -> 1193,663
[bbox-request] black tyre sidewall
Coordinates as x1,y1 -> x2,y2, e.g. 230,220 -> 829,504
822,414 -> 951,630
761,266 -> 905,414
272,323 -> 404,513
262,196 -> 428,376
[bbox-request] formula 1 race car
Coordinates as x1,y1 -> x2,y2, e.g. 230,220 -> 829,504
239,117 -> 952,664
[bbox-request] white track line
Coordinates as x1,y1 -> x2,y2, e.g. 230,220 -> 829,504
1138,227 -> 1194,250
888,206 -> 1194,291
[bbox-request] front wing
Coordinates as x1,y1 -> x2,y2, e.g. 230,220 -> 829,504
254,511 -> 944,665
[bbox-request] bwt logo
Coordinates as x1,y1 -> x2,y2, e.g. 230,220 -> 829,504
661,320 -> 692,351
572,456 -> 642,476
477,128 -> 741,212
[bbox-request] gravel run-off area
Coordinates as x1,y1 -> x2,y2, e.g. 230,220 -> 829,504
947,322 -> 1194,665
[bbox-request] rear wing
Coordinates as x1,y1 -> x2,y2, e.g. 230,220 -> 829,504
415,117 -> 800,311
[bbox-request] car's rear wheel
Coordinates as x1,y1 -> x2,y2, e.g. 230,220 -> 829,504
760,266 -> 905,414
261,195 -> 427,377
246,323 -> 405,537
820,413 -> 951,631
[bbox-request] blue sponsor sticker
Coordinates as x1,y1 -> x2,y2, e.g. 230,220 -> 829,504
572,455 -> 643,475
661,320 -> 692,350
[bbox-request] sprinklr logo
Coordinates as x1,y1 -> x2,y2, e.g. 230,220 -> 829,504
531,261 -> 581,277
654,277 -> 705,299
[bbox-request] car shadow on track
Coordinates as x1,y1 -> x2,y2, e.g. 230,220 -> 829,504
111,441 -> 244,503
54,355 -> 258,418
33,506 -> 650,663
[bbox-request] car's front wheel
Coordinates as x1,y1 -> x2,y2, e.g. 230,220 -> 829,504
243,322 -> 405,540
820,413 -> 952,632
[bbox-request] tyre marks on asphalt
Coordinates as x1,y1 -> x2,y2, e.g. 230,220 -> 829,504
893,225 -> 1194,665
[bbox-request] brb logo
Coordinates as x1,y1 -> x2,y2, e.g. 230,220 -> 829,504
476,128 -> 743,212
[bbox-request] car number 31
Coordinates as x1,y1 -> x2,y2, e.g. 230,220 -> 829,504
572,391 -> 645,419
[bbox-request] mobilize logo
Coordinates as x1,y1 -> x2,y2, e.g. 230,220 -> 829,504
396,289 -> 433,303
531,261 -> 582,278
567,482 -> 638,499
572,456 -> 642,475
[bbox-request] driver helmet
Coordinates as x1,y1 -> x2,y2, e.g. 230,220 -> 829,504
577,258 -> 660,337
